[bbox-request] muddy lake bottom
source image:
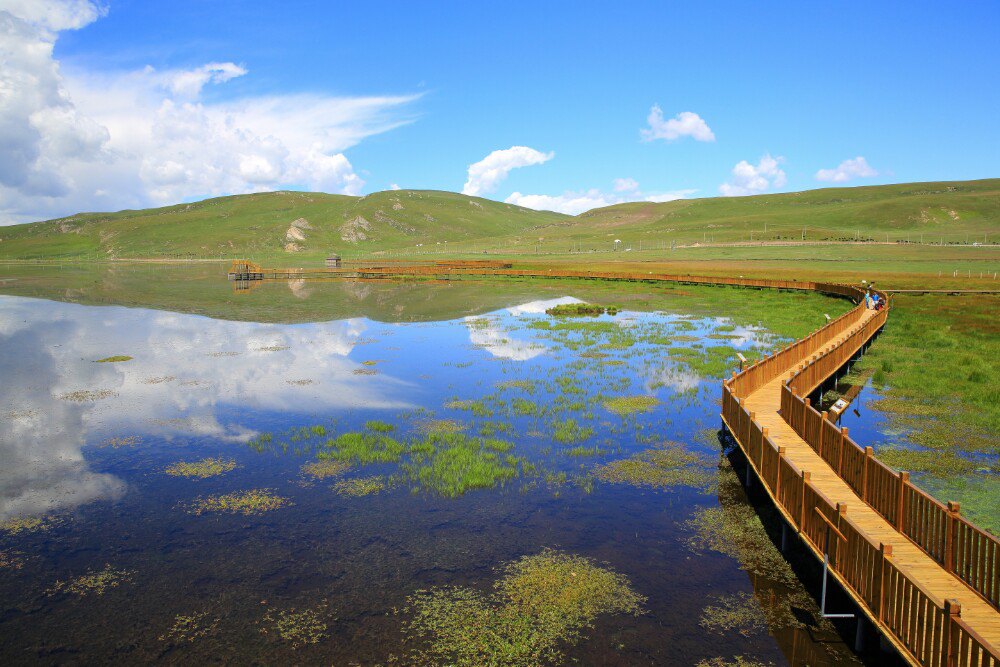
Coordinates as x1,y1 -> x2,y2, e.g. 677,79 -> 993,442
0,275 -> 904,665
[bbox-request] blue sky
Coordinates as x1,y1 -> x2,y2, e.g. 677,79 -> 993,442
2,0 -> 998,222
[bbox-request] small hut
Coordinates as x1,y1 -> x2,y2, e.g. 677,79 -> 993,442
325,254 -> 342,268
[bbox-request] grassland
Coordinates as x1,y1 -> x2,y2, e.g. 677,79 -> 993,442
0,179 -> 996,262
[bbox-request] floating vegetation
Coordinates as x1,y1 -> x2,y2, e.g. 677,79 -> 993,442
546,303 -> 618,317
333,476 -> 388,497
207,351 -> 240,357
667,345 -> 740,379
479,420 -> 513,437
261,604 -> 329,648
603,395 -> 659,416
159,611 -> 220,643
0,514 -> 60,535
353,368 -> 378,376
364,419 -> 395,433
246,432 -> 274,452
255,345 -> 289,352
188,489 -> 291,516
594,442 -> 716,492
417,419 -> 466,434
495,379 -> 535,392
700,590 -> 818,638
876,446 -> 981,476
322,432 -> 405,464
696,656 -> 774,667
551,418 -> 595,444
141,375 -> 175,384
95,355 -> 132,363
361,359 -> 381,366
566,446 -> 601,458
685,469 -> 797,585
512,397 -> 542,416
402,549 -> 644,666
445,399 -> 492,417
0,550 -> 24,569
300,459 -> 352,480
101,435 -> 141,449
405,432 -> 520,497
59,389 -> 117,402
286,379 -> 316,386
165,457 -> 237,479
48,565 -> 134,597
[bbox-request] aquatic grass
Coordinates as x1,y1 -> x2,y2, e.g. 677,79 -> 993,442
0,550 -> 24,570
59,389 -> 117,402
416,419 -> 466,434
566,446 -> 601,457
364,419 -> 395,433
479,420 -> 513,437
545,303 -> 617,317
495,379 -> 535,392
700,590 -> 816,638
551,418 -> 595,444
666,345 -> 739,378
603,395 -> 659,416
321,432 -> 405,464
333,476 -> 387,497
593,442 -> 715,492
404,432 -> 520,497
246,432 -> 274,453
48,565 -> 134,597
445,399 -> 493,417
0,514 -> 60,535
512,397 -> 542,417
261,605 -> 328,648
402,549 -> 644,666
188,489 -> 290,516
159,612 -> 220,643
300,459 -> 352,480
352,368 -> 378,376
101,435 -> 141,448
696,657 -> 773,667
95,355 -> 132,363
165,457 -> 237,479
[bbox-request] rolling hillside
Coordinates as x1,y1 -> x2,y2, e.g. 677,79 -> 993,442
0,179 -> 997,261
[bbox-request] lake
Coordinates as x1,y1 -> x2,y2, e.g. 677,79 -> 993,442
0,269 -> 884,665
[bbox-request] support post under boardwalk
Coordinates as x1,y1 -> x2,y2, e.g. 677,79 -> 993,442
781,522 -> 789,553
855,616 -> 865,652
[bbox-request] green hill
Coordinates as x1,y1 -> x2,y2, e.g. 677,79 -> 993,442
0,179 -> 996,261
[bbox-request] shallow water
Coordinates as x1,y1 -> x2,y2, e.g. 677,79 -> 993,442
0,280 -> 882,665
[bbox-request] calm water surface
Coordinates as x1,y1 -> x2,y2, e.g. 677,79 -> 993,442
0,281 -> 881,665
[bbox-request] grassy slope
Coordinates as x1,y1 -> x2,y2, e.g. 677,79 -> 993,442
0,190 -> 568,261
0,179 -> 997,261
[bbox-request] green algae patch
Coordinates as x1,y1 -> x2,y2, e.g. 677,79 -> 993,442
159,611 -> 220,643
603,395 -> 659,416
0,514 -> 61,535
594,442 -> 715,492
95,355 -> 132,363
300,459 -> 352,480
165,457 -> 237,479
188,489 -> 290,516
405,432 -> 520,497
321,432 -> 405,464
333,476 -> 388,497
403,549 -> 644,666
261,605 -> 329,648
364,419 -> 395,433
545,303 -> 617,317
48,565 -> 134,597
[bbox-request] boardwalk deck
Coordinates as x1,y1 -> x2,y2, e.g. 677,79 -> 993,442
743,310 -> 1000,653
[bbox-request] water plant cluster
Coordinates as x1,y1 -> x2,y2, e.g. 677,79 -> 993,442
165,457 -> 238,479
402,549 -> 645,666
187,489 -> 291,516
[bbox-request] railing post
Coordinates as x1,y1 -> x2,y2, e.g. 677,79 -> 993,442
862,446 -> 873,501
759,427 -> 768,471
819,411 -> 828,458
834,503 -> 847,568
803,397 -> 811,438
942,599 -> 961,667
838,427 -> 848,476
945,501 -> 960,573
877,543 -> 892,621
896,472 -> 909,531
775,446 -> 786,496
799,471 -> 810,530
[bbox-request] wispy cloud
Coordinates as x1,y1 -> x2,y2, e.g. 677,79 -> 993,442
0,0 -> 420,224
815,156 -> 878,183
461,146 -> 553,196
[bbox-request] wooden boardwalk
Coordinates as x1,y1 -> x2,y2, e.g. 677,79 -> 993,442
740,308 -> 1000,664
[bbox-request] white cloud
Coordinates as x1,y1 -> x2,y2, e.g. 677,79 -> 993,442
613,177 -> 639,193
389,183 -> 401,190
506,179 -> 696,215
718,154 -> 786,197
640,105 -> 715,142
815,156 -> 878,183
461,146 -> 553,197
0,1 -> 419,224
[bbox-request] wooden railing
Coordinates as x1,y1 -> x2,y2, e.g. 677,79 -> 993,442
723,388 -> 1000,666
776,300 -> 1000,610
